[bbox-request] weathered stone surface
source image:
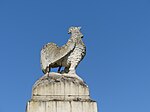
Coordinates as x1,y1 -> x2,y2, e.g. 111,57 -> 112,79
32,72 -> 90,101
41,26 -> 86,75
26,27 -> 98,112
26,101 -> 97,112
26,72 -> 98,112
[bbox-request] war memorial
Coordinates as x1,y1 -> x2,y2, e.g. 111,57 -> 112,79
26,27 -> 98,112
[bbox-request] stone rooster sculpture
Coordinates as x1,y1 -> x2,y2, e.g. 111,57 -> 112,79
41,26 -> 86,75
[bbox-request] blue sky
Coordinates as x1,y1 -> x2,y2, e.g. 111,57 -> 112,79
0,0 -> 150,112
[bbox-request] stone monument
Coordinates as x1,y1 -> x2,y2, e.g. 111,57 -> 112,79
26,27 -> 98,112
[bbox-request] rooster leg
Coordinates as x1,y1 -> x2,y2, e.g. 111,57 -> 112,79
64,67 -> 69,73
44,66 -> 50,76
69,63 -> 77,74
58,66 -> 62,73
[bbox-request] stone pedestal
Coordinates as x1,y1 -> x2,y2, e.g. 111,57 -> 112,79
26,73 -> 98,112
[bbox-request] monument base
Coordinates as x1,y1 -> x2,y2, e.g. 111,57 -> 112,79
26,72 -> 98,112
26,100 -> 97,112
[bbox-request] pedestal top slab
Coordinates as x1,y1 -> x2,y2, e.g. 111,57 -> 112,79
32,72 -> 90,101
